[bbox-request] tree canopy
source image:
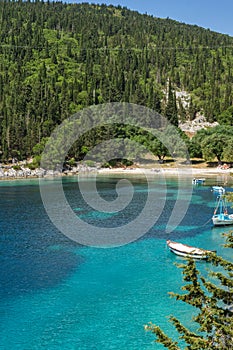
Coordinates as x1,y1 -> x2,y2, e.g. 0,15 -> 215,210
191,126 -> 233,163
0,1 -> 233,162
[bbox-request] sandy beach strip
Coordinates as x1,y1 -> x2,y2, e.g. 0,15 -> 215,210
0,164 -> 232,181
97,166 -> 232,177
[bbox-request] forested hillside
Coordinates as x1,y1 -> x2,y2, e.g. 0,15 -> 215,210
0,0 -> 233,161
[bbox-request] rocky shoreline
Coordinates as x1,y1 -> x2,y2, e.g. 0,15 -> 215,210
0,163 -> 100,179
0,161 -> 232,181
0,166 -> 45,179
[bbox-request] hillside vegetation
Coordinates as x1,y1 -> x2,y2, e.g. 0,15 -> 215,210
0,1 -> 233,162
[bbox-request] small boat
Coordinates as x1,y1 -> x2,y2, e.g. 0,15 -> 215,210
212,195 -> 233,226
192,178 -> 205,185
166,240 -> 215,259
212,186 -> 225,194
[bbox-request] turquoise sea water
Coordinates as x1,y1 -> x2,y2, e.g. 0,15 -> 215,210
0,174 -> 232,349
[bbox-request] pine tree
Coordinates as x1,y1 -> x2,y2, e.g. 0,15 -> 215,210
145,232 -> 233,349
164,80 -> 178,127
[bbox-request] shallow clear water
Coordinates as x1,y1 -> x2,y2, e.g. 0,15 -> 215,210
0,175 -> 232,349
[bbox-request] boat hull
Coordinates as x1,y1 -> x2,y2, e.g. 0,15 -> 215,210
212,215 -> 233,226
168,247 -> 208,259
192,178 -> 205,185
166,240 -> 213,260
212,186 -> 225,194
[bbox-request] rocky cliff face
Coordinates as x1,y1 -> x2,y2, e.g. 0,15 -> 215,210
175,90 -> 219,136
179,115 -> 219,137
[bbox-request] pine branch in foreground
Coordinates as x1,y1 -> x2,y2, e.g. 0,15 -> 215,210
145,232 -> 233,349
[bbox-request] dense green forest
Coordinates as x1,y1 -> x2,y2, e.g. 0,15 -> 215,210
0,0 -> 233,162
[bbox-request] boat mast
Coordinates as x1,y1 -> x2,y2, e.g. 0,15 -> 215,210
220,195 -> 223,214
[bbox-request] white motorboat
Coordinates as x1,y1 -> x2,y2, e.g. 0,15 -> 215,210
167,240 -> 215,259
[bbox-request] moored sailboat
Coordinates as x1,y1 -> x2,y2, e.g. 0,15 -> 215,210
212,186 -> 225,194
192,178 -> 205,185
212,195 -> 233,226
